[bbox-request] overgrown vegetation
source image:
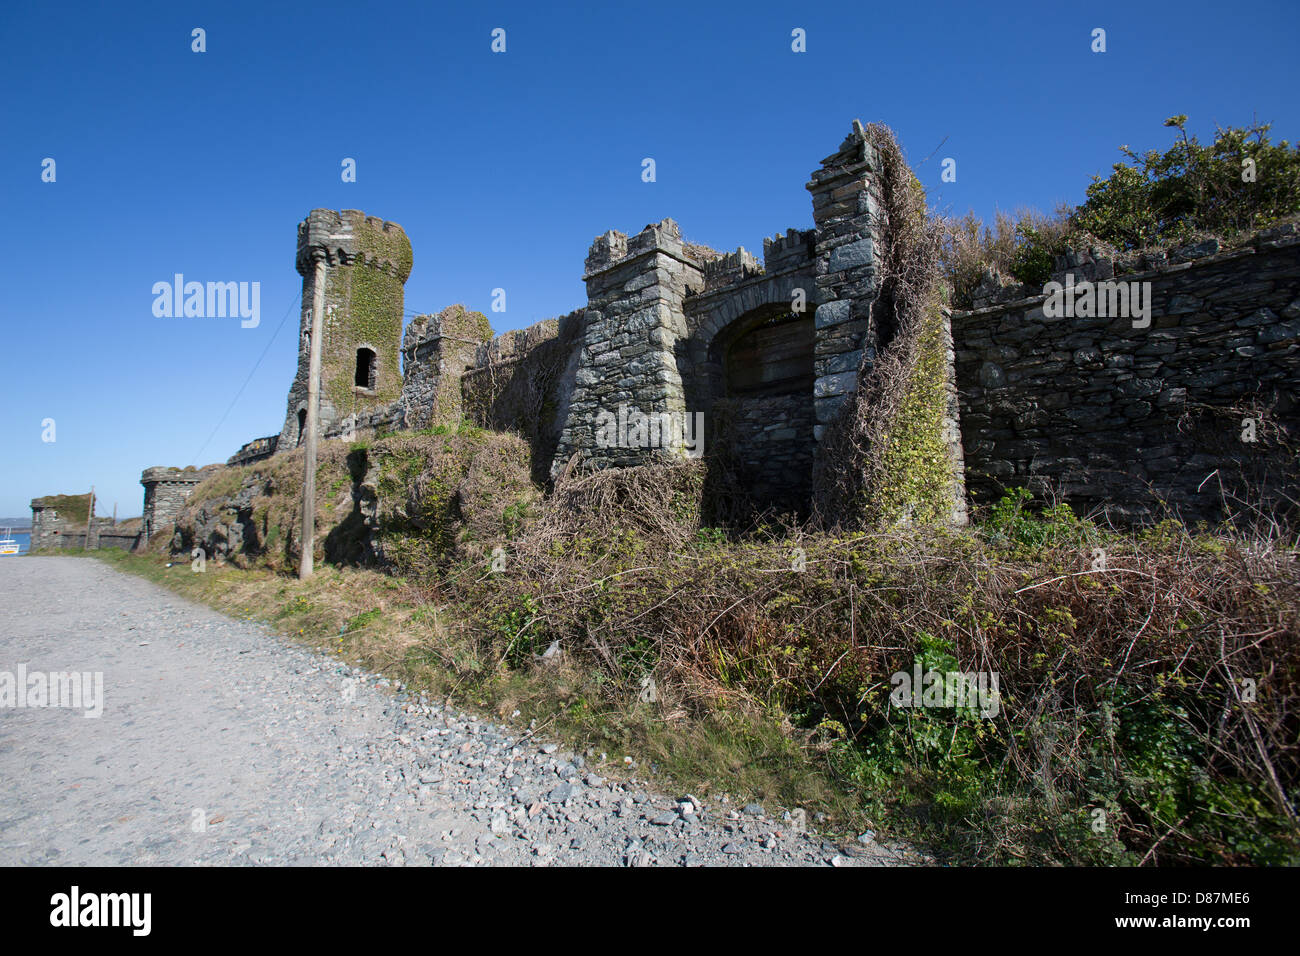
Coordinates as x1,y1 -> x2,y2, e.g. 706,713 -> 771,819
943,116 -> 1300,307
174,427 -> 536,573
1076,115 -> 1300,250
93,119 -> 1300,866
30,492 -> 92,527
107,469 -> 1300,865
813,124 -> 961,528
430,470 -> 1300,865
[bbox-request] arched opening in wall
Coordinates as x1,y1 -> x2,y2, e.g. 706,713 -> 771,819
355,348 -> 377,390
714,306 -> 814,398
297,408 -> 307,446
704,303 -> 815,519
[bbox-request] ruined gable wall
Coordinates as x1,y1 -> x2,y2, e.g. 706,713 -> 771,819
400,304 -> 494,431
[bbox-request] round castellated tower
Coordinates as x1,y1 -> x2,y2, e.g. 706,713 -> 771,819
278,209 -> 412,448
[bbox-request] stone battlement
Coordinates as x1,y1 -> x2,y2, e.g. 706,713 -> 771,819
702,249 -> 763,291
296,208 -> 412,281
582,219 -> 701,278
763,228 -> 816,273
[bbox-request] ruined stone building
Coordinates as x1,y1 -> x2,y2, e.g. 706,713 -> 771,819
223,121 -> 924,517
124,120 -> 1299,541
30,493 -> 140,551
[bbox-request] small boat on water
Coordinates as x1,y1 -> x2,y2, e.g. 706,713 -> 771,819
0,528 -> 20,555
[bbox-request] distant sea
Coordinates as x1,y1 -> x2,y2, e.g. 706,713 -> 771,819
2,532 -> 31,554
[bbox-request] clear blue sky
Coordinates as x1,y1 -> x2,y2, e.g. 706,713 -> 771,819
3,0 -> 1297,519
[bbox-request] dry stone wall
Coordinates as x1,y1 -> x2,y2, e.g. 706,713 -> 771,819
952,226 -> 1300,522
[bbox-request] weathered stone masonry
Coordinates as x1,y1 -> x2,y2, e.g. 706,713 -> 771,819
142,123 -> 899,526
551,122 -> 892,508
100,121 -> 1299,538
141,467 -> 214,541
807,121 -> 887,440
30,494 -> 140,551
952,226 -> 1300,522
278,209 -> 412,450
556,219 -> 712,470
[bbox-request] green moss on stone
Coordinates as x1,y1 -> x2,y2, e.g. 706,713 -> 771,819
32,493 -> 91,526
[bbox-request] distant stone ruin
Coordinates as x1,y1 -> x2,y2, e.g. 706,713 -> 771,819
140,467 -> 215,543
29,493 -> 139,552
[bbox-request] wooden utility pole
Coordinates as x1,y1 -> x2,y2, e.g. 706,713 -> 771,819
85,486 -> 95,550
299,258 -> 327,578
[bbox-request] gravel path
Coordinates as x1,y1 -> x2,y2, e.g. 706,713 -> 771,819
0,557 -> 912,867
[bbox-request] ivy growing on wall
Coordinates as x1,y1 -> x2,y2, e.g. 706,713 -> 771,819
813,124 -> 962,529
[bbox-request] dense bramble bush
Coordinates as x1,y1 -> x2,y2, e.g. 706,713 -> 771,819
436,471 -> 1300,865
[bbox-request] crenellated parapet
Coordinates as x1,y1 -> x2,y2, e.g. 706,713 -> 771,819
295,209 -> 413,281
554,220 -> 712,474
583,230 -> 630,277
702,248 -> 763,291
762,228 -> 817,274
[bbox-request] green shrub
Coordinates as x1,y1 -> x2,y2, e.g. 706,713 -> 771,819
1075,115 -> 1300,250
943,116 -> 1300,306
984,487 -> 1098,551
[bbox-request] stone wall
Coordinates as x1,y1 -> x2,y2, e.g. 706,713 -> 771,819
461,310 -> 584,483
952,225 -> 1300,522
29,494 -> 92,550
553,220 -> 713,473
808,121 -> 887,443
227,435 -> 278,467
712,394 -> 816,513
28,504 -> 132,551
399,304 -> 494,431
202,121 -> 1300,530
95,530 -> 142,551
141,467 -> 213,540
545,122 -> 890,512
213,126 -> 896,519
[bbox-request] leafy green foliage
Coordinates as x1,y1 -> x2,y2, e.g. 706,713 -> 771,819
984,488 -> 1098,551
943,116 -> 1300,306
1075,116 -> 1300,250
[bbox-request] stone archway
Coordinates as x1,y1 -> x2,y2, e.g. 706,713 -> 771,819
684,273 -> 819,516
